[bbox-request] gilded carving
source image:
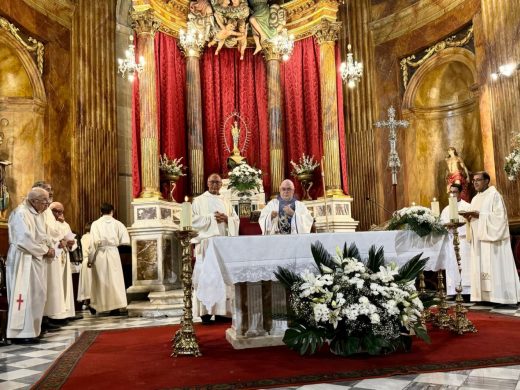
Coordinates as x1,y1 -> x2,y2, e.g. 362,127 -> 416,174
262,40 -> 281,62
400,25 -> 474,90
0,17 -> 44,74
312,19 -> 341,45
132,9 -> 162,35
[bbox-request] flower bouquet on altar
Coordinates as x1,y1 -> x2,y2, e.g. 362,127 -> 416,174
274,241 -> 430,356
290,154 -> 320,200
227,163 -> 262,197
387,206 -> 446,237
505,133 -> 520,181
159,154 -> 186,179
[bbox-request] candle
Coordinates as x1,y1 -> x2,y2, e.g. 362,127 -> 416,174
411,202 -> 416,207
180,196 -> 192,229
430,197 -> 440,217
448,193 -> 458,221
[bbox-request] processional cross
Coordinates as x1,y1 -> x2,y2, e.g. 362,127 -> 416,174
374,106 -> 409,212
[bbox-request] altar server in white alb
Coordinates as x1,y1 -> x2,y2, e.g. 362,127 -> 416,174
465,171 -> 520,304
77,222 -> 92,307
43,202 -> 77,322
88,203 -> 130,315
192,173 -> 240,323
6,188 -> 54,343
259,179 -> 313,235
439,183 -> 472,295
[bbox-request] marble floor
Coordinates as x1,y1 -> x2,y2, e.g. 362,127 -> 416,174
0,303 -> 519,389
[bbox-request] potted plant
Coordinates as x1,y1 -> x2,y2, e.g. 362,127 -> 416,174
505,133 -> 520,181
227,163 -> 262,198
159,154 -> 186,182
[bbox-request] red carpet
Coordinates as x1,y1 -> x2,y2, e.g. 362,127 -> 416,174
34,312 -> 520,390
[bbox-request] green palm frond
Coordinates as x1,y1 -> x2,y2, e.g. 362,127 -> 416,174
342,242 -> 361,261
311,241 -> 336,274
274,267 -> 303,289
366,245 -> 385,273
396,253 -> 428,282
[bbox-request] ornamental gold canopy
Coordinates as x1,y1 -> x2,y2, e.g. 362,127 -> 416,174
131,0 -> 342,40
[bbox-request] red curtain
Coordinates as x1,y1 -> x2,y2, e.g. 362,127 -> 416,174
200,46 -> 271,194
132,34 -> 349,200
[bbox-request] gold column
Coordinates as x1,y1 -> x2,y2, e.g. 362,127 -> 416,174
181,43 -> 205,196
72,0 -> 118,231
313,20 -> 344,197
338,0 -> 380,230
263,42 -> 284,196
132,10 -> 161,199
479,0 -> 520,218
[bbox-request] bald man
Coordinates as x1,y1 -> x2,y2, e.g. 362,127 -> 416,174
6,188 -> 54,343
259,179 -> 313,235
192,173 -> 239,324
43,202 -> 77,323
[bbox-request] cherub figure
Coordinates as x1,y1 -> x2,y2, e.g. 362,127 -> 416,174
208,20 -> 243,55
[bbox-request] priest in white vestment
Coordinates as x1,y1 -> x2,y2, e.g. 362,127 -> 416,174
43,202 -> 77,321
88,203 -> 130,314
465,171 -> 520,304
6,188 -> 54,343
259,179 -> 313,235
439,183 -> 472,295
192,173 -> 240,323
77,223 -> 92,306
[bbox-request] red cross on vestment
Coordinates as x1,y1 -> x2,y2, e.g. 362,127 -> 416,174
16,294 -> 24,310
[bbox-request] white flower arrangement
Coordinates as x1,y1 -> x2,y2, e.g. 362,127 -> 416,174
227,163 -> 262,196
290,154 -> 320,177
275,242 -> 430,356
387,206 -> 446,237
505,133 -> 520,181
159,154 -> 186,177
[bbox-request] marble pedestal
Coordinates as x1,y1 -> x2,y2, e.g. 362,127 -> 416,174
304,196 -> 359,232
126,199 -> 184,318
226,281 -> 288,349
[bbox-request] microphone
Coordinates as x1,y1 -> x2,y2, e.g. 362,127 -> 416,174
366,196 -> 395,215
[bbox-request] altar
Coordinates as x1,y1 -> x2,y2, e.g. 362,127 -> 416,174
195,231 -> 452,349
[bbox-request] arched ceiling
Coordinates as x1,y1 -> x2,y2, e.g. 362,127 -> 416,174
131,0 -> 342,39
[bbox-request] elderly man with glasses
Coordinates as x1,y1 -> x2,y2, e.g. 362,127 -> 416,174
259,179 -> 313,235
461,171 -> 520,304
192,173 -> 240,324
6,187 -> 54,344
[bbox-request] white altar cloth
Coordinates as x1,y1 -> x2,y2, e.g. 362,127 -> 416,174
195,231 -> 451,311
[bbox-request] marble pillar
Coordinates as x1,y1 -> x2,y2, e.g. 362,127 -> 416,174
132,9 -> 161,199
181,43 -> 205,196
263,42 -> 285,197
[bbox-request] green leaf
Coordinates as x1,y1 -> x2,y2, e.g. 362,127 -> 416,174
282,323 -> 328,355
361,335 -> 384,355
329,335 -> 361,356
311,241 -> 336,274
342,242 -> 361,261
274,267 -> 303,289
396,253 -> 428,282
366,245 -> 385,273
413,325 -> 431,344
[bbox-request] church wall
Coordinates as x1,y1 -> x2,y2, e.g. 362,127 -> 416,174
369,0 -> 481,218
0,0 -> 74,224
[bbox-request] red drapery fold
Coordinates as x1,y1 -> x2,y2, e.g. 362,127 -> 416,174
132,34 -> 348,200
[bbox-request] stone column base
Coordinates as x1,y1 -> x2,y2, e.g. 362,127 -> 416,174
127,289 -> 185,318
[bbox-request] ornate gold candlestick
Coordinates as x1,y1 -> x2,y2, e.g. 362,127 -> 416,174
444,221 -> 477,335
172,228 -> 201,357
431,269 -> 452,329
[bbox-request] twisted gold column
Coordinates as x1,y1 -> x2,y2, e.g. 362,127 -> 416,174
183,47 -> 205,196
263,42 -> 284,196
313,20 -> 344,197
133,10 -> 161,199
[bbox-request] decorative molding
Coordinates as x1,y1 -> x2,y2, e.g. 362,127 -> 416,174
400,25 -> 474,90
0,16 -> 44,75
132,0 -> 341,41
369,0 -> 468,45
312,19 -> 341,45
132,8 -> 162,35
262,41 -> 282,62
